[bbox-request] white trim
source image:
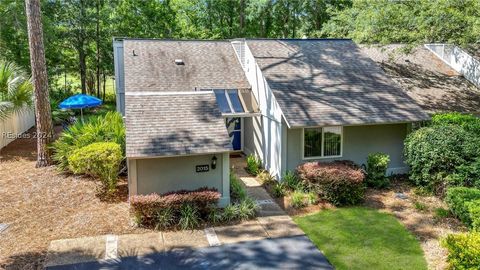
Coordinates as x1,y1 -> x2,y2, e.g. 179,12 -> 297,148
125,91 -> 213,96
127,150 -> 232,160
301,126 -> 343,160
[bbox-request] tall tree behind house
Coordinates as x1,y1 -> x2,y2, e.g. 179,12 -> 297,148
25,0 -> 54,167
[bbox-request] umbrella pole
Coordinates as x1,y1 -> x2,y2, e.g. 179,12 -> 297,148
81,108 -> 84,123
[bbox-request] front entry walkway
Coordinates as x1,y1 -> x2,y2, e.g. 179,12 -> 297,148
44,158 -> 332,269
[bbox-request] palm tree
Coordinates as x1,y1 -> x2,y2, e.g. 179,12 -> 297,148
0,61 -> 33,120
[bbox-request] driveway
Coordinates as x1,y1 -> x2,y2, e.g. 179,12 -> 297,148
46,235 -> 332,270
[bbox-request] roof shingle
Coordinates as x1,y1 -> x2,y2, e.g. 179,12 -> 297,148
125,93 -> 232,158
246,39 -> 430,127
123,40 -> 251,92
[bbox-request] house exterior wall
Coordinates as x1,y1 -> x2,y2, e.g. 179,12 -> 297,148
286,123 -> 409,175
0,109 -> 35,150
113,40 -> 125,115
241,41 -> 285,178
128,152 -> 230,206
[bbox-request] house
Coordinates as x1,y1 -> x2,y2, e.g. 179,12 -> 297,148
113,38 -> 431,206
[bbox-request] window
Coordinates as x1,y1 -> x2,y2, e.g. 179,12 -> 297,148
303,126 -> 342,159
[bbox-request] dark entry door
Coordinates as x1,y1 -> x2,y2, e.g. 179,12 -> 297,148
226,117 -> 242,151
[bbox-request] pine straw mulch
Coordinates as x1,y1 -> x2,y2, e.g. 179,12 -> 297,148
261,176 -> 466,270
0,129 -> 147,270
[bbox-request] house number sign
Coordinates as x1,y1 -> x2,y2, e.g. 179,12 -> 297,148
196,165 -> 210,173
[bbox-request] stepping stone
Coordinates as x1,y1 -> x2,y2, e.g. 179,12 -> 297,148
117,232 -> 164,257
0,223 -> 9,234
395,193 -> 408,200
214,220 -> 268,244
256,199 -> 275,205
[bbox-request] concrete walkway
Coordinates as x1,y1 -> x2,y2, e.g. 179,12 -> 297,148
44,158 -> 332,269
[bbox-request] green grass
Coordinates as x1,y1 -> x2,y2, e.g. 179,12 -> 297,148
294,207 -> 427,270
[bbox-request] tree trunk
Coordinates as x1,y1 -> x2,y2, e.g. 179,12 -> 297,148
96,0 -> 100,98
25,0 -> 54,167
79,0 -> 87,94
102,72 -> 106,101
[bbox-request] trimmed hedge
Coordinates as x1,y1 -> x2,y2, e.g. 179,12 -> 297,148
442,232 -> 480,270
68,142 -> 122,192
130,187 -> 220,226
366,153 -> 390,188
445,187 -> 480,227
297,161 -> 365,206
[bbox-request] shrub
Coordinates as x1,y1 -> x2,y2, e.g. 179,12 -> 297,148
155,207 -> 175,230
230,173 -> 247,202
297,161 -> 365,206
272,182 -> 287,197
435,208 -> 451,219
68,142 -> 122,192
236,197 -> 258,220
52,111 -> 125,171
179,204 -> 200,230
283,171 -> 303,191
445,187 -> 480,226
130,187 -> 220,227
246,154 -> 262,175
366,153 -> 390,188
432,112 -> 480,133
306,192 -> 318,205
208,207 -> 224,224
404,125 -> 480,192
467,200 -> 480,231
442,232 -> 480,270
413,201 -> 428,212
291,191 -> 307,208
257,170 -> 275,184
222,204 -> 238,222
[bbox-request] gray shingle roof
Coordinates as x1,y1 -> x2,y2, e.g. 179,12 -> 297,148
123,39 -> 251,92
246,39 -> 430,127
125,93 -> 232,158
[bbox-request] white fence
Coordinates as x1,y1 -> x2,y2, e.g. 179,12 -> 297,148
0,109 -> 35,150
424,43 -> 480,88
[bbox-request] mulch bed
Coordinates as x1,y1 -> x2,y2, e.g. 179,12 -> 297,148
0,128 -> 147,270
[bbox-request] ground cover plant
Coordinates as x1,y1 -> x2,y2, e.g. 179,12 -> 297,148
294,207 -> 428,270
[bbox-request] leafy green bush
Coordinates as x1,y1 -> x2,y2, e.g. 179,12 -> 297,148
432,112 -> 480,133
404,125 -> 480,192
179,204 -> 200,230
68,142 -> 122,192
52,111 -> 125,171
442,232 -> 480,270
222,204 -> 237,222
246,154 -> 262,175
236,197 -> 258,221
445,187 -> 480,227
230,172 -> 247,202
297,161 -> 365,206
366,153 -> 390,188
208,207 -> 224,224
468,200 -> 480,231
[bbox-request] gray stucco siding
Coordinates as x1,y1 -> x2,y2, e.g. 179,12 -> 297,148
286,124 -> 409,175
129,153 -> 230,206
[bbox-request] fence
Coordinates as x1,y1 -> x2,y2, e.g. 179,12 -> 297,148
424,44 -> 480,88
0,109 -> 35,150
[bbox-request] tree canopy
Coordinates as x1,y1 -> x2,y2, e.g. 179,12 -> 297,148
0,0 -> 478,96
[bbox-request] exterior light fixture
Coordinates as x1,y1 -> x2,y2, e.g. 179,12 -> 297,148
211,155 -> 217,169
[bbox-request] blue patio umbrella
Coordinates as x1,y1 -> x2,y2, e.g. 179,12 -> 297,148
59,94 -> 102,122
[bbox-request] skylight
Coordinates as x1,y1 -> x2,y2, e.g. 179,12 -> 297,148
213,89 -> 244,113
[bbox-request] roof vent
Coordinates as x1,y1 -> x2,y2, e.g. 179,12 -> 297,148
175,59 -> 184,65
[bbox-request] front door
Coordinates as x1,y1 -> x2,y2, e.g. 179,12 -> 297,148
226,117 -> 242,151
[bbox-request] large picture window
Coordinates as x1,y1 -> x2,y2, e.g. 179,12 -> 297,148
303,126 -> 342,159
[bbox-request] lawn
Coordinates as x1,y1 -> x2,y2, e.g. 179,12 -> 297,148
294,207 -> 428,270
